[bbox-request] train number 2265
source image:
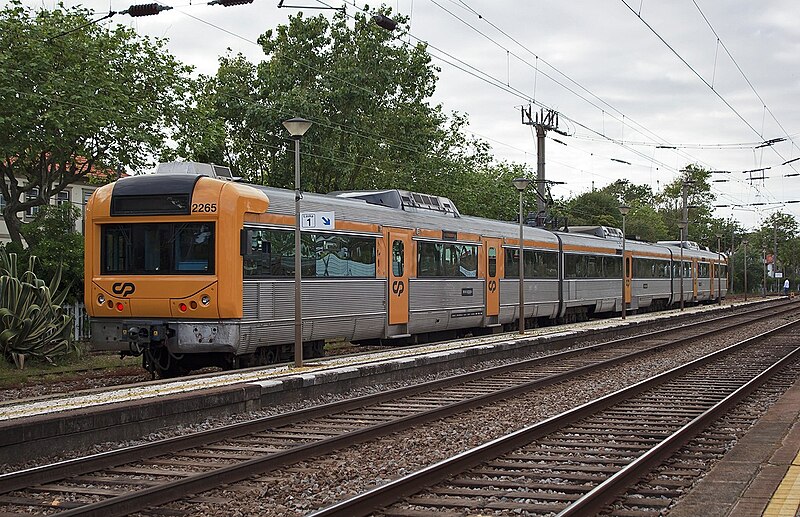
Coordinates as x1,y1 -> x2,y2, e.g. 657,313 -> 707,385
192,203 -> 217,213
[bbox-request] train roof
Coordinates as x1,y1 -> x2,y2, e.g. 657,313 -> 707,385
128,164 -> 727,260
247,184 -> 560,246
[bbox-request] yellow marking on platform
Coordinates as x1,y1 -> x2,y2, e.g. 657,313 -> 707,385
763,448 -> 800,516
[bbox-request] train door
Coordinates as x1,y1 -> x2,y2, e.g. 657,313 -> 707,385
692,258 -> 699,300
387,229 -> 412,326
624,251 -> 632,304
483,237 -> 502,319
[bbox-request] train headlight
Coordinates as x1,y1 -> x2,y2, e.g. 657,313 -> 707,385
116,302 -> 124,312
179,303 -> 188,312
201,295 -> 211,306
97,294 -> 105,305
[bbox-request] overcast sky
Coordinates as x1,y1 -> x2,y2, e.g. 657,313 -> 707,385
26,0 -> 800,231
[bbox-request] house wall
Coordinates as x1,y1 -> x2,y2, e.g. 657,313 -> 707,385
0,181 -> 98,244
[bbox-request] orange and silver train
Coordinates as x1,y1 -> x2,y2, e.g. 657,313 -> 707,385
85,162 -> 727,376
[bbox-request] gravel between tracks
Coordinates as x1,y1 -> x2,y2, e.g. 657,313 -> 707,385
143,310 -> 800,516
3,305 -> 794,516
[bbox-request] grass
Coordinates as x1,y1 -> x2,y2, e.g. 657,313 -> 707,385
0,346 -> 141,389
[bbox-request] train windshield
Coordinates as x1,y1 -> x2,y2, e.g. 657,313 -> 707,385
101,223 -> 215,275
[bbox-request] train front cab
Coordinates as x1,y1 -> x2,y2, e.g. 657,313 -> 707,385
85,174 -> 268,375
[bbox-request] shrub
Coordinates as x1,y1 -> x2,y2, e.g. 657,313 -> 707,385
0,250 -> 74,367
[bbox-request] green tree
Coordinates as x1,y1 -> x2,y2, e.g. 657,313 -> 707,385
729,239 -> 764,295
0,1 -> 191,246
751,212 -> 799,291
174,9 -> 497,206
626,205 -> 670,242
603,179 -> 655,207
559,190 -> 620,227
657,164 -> 717,246
2,204 -> 83,302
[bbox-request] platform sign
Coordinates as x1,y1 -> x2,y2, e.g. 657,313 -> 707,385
301,211 -> 335,230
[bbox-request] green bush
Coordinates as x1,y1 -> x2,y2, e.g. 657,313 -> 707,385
0,250 -> 74,367
4,203 -> 84,303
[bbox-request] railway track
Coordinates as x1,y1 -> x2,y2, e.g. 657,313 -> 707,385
0,302 -> 796,516
311,318 -> 800,516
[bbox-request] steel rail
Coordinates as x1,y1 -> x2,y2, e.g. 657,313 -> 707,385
308,318 -> 800,517
1,304 -> 795,516
557,341 -> 800,516
3,301 -> 786,493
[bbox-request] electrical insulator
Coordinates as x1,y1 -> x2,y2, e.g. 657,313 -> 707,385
372,13 -> 397,31
208,0 -> 254,5
123,3 -> 173,17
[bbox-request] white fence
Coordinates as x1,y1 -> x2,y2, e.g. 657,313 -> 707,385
65,302 -> 91,341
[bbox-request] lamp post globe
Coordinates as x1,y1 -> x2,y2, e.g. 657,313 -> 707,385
282,117 -> 312,138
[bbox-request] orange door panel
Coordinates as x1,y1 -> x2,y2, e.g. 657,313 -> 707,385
624,253 -> 632,303
387,229 -> 412,325
693,259 -> 699,299
483,238 -> 502,316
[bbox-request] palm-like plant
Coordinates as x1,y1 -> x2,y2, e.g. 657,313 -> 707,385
0,250 -> 73,367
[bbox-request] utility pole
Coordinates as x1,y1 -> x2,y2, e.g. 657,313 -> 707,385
774,221 -> 778,293
679,178 -> 693,310
730,228 -> 735,294
521,106 -> 566,224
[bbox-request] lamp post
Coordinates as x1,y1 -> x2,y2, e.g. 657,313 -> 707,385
618,205 -> 630,319
678,222 -> 686,310
716,233 -> 722,305
512,177 -> 531,334
742,239 -> 748,302
283,117 -> 312,368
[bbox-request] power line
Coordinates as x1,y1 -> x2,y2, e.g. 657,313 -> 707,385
449,0 -> 711,168
619,0 -> 796,173
690,0 -> 799,157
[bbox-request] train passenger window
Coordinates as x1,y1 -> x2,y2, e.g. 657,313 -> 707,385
631,258 -> 670,279
488,247 -> 496,277
564,254 -> 584,278
175,224 -> 214,272
538,251 -> 559,278
101,223 -> 214,275
504,249 -> 558,279
392,240 -> 404,277
586,256 -> 599,277
418,241 -> 478,278
603,256 -> 622,278
673,261 -> 692,278
504,248 -> 520,279
242,228 -> 376,278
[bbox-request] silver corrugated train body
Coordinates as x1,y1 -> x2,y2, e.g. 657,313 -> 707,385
85,164 -> 728,376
